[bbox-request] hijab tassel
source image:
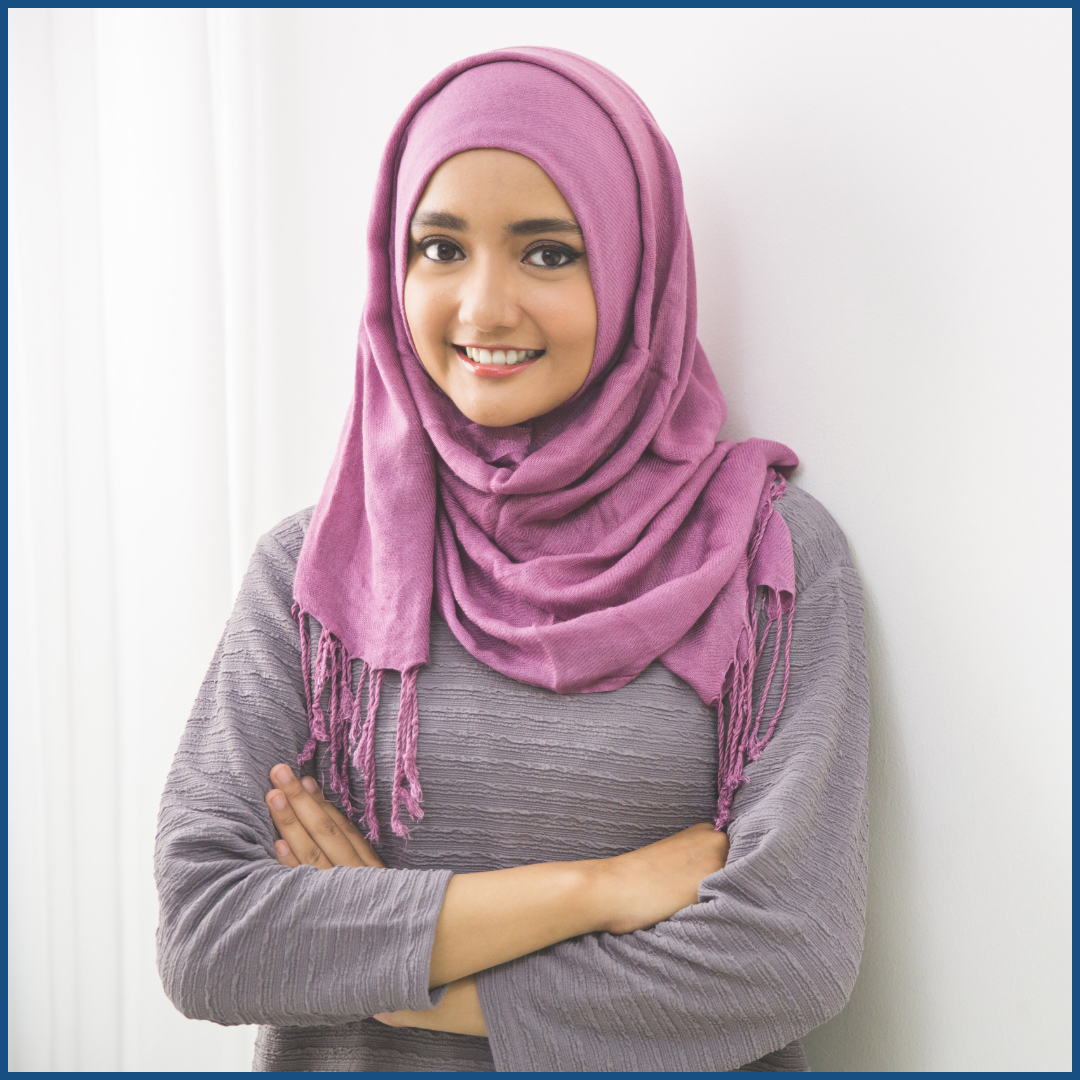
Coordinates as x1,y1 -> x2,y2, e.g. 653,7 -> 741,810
355,667 -> 383,845
714,473 -> 794,830
286,614 -> 361,821
303,626 -> 359,820
292,604 -> 321,766
390,667 -> 424,840
715,589 -> 794,830
292,614 -> 423,845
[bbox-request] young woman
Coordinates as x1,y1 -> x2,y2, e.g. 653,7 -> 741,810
155,47 -> 869,1072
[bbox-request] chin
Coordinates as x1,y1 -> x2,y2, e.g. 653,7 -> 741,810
443,383 -> 525,427
453,392 -> 541,427
463,406 -> 528,428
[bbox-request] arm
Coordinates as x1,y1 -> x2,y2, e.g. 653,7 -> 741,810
472,560 -> 869,1070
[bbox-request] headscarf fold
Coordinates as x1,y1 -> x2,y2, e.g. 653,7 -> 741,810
293,47 -> 798,843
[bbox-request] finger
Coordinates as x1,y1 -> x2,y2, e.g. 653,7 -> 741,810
269,763 -> 366,868
266,788 -> 335,869
274,838 -> 300,869
370,1007 -> 445,1033
301,775 -> 385,868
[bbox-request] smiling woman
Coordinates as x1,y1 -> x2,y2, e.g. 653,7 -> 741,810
154,46 -> 869,1073
404,149 -> 597,426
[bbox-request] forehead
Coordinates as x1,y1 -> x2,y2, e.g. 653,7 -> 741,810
413,149 -> 576,220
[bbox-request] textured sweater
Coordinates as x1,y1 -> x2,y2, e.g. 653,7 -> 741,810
154,483 -> 869,1071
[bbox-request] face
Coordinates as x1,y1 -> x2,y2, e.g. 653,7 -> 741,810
403,149 -> 598,428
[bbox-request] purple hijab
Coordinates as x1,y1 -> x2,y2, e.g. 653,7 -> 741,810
293,47 -> 798,843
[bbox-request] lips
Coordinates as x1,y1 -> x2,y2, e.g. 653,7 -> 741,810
454,344 -> 542,378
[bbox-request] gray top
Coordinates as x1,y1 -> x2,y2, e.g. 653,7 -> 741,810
154,484 -> 869,1072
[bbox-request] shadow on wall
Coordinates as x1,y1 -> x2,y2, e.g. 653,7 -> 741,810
801,579 -> 930,1071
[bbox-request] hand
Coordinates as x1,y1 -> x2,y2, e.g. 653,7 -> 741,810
373,974 -> 487,1037
592,822 -> 729,935
265,763 -> 385,868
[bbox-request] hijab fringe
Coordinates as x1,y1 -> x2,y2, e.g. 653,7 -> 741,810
291,605 -> 421,844
390,667 -> 424,840
356,668 -> 383,845
714,472 -> 794,830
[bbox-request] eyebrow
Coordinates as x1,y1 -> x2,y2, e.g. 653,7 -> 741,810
508,217 -> 583,237
411,211 -> 467,231
409,211 -> 583,237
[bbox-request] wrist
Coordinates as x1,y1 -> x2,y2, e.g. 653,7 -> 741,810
577,856 -> 622,935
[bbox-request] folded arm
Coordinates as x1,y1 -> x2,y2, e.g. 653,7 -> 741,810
263,763 -> 730,1035
156,520 -> 728,1031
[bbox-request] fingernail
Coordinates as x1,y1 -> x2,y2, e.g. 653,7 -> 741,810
273,764 -> 294,784
270,791 -> 286,810
301,776 -> 317,794
275,840 -> 289,857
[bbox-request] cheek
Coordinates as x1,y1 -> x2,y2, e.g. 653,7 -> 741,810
402,271 -> 427,343
537,280 -> 598,352
403,270 -> 449,350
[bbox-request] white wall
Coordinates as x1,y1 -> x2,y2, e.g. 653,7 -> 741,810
9,8 -> 1070,1071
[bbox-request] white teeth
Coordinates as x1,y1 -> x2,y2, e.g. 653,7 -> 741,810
462,347 -> 542,365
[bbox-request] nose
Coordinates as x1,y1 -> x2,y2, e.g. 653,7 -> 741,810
456,253 -> 521,335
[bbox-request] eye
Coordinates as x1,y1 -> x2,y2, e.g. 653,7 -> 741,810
523,245 -> 581,269
418,237 -> 464,263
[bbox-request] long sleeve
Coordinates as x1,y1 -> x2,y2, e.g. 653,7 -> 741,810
474,493 -> 869,1070
154,512 -> 452,1027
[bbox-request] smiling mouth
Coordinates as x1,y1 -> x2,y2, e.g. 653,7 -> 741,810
457,345 -> 543,366
454,344 -> 543,377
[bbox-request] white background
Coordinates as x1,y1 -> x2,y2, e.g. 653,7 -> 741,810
9,8 -> 1071,1071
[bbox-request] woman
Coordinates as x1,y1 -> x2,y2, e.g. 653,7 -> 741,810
155,47 -> 869,1072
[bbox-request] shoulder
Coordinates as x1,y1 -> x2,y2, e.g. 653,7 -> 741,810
256,506 -> 315,564
773,482 -> 854,592
237,507 -> 315,605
